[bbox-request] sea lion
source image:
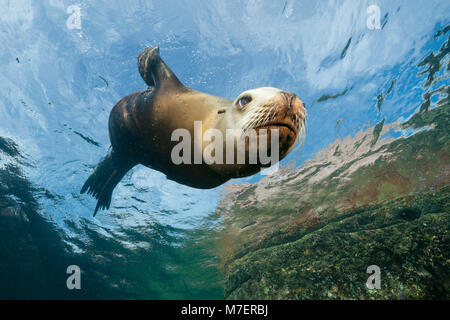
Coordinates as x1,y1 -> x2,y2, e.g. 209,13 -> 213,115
81,46 -> 306,215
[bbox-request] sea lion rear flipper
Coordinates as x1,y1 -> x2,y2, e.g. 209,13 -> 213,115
80,151 -> 136,216
138,46 -> 183,88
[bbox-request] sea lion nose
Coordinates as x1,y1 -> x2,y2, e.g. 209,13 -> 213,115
281,91 -> 296,112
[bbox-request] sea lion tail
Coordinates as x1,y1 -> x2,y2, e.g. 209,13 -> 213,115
80,151 -> 135,216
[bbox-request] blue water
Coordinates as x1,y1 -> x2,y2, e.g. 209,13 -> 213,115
0,0 -> 448,298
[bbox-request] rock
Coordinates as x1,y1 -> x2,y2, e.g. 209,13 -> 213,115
224,187 -> 449,299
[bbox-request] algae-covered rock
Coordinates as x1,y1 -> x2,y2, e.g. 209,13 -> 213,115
224,187 -> 449,299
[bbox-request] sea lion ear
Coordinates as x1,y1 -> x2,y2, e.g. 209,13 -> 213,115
137,46 -> 183,88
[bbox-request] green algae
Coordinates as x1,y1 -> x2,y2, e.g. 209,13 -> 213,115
224,186 -> 449,299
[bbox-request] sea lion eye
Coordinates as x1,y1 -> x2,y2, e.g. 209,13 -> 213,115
238,96 -> 252,108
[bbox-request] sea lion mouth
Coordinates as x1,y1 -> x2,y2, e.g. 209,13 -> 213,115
254,119 -> 299,136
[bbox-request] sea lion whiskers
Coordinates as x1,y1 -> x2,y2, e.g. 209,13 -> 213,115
241,109 -> 267,132
242,103 -> 279,132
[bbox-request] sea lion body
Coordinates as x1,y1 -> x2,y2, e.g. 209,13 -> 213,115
81,47 -> 306,215
109,87 -> 231,189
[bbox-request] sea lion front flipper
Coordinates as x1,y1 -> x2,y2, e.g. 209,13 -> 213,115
137,46 -> 183,89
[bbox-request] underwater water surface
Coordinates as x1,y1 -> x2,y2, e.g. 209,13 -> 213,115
0,0 -> 449,299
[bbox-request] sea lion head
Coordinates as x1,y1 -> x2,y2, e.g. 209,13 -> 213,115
231,87 -> 306,155
211,87 -> 306,177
